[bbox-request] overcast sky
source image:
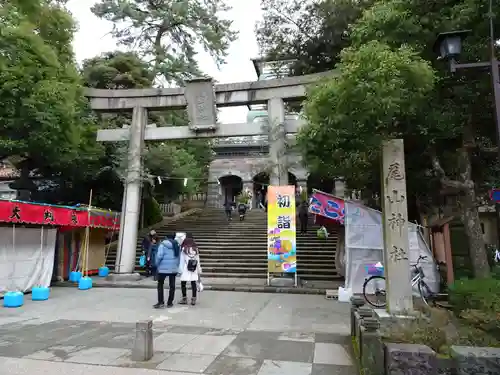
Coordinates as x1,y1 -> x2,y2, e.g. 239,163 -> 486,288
67,0 -> 264,123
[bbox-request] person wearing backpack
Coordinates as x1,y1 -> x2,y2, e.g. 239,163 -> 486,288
178,233 -> 202,306
154,234 -> 180,309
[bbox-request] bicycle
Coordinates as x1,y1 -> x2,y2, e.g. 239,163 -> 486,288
362,255 -> 435,308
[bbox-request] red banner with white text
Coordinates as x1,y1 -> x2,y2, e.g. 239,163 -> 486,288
0,200 -> 120,229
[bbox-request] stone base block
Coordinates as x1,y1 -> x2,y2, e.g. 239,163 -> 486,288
374,309 -> 419,331
385,343 -> 436,375
269,277 -> 295,287
106,273 -> 142,282
451,346 -> 500,375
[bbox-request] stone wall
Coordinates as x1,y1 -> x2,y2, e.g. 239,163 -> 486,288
208,153 -> 308,183
350,297 -> 500,375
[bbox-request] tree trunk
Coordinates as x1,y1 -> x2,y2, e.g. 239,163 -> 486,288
456,144 -> 490,278
431,141 -> 491,278
460,184 -> 490,278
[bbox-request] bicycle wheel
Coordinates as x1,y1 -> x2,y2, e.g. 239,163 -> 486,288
418,280 -> 433,307
362,276 -> 387,308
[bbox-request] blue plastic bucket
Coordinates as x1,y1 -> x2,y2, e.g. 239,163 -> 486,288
98,266 -> 109,277
78,276 -> 93,290
3,291 -> 24,308
69,271 -> 82,283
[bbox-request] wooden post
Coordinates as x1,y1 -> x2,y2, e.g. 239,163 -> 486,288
443,223 -> 455,285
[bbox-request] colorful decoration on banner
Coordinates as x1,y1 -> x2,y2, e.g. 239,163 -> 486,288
490,188 -> 500,203
309,190 -> 345,223
0,199 -> 120,229
267,186 -> 296,274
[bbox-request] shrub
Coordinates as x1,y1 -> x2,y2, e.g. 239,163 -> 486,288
143,197 -> 163,227
449,278 -> 500,313
449,278 -> 500,341
491,266 -> 500,280
381,309 -> 450,354
381,307 -> 500,353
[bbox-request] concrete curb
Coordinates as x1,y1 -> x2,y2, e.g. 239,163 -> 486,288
53,282 -> 326,295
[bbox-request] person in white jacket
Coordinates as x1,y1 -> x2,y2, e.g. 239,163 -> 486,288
178,233 -> 202,305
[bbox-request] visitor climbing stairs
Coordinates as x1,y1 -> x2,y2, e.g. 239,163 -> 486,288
105,208 -> 342,281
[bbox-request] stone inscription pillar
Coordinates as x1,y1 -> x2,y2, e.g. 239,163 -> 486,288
267,98 -> 288,186
115,106 -> 147,274
381,139 -> 413,314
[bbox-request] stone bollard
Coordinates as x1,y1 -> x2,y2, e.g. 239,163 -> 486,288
360,317 -> 384,375
350,296 -> 366,337
132,320 -> 154,361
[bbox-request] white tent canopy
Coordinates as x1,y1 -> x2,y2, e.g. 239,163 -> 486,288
343,200 -> 439,295
0,226 -> 57,297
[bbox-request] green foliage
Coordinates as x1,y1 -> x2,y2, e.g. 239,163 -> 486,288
382,306 -> 500,353
288,0 -> 498,277
381,309 -> 450,354
236,191 -> 251,204
82,51 -> 153,89
256,0 -> 374,75
91,0 -> 237,83
299,41 -> 435,187
145,142 -> 204,197
449,278 -> 500,314
143,196 -> 163,227
80,51 -> 211,203
0,0 -> 103,190
449,278 -> 500,340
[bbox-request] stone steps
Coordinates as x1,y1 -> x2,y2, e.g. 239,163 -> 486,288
105,208 -> 342,281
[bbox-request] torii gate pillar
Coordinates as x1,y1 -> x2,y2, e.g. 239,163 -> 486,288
115,107 -> 147,273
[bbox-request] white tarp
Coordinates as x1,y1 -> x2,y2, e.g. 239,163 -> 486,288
0,226 -> 57,297
344,201 -> 439,295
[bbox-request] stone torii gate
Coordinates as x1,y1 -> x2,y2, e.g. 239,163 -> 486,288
85,72 -> 331,275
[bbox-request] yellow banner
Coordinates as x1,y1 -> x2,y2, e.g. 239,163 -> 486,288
267,185 -> 296,273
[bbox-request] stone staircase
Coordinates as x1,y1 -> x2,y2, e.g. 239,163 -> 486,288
105,208 -> 342,281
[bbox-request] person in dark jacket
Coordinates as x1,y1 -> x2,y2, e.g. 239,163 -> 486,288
149,238 -> 159,280
154,234 -> 180,308
142,230 -> 158,276
224,201 -> 233,221
237,201 -> 247,221
298,201 -> 309,234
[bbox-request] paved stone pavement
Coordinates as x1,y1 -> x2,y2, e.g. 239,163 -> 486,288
0,287 -> 356,375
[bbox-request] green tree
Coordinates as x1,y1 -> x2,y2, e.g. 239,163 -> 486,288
298,0 -> 500,278
91,0 -> 237,84
256,0 -> 374,75
0,0 -> 103,199
81,51 -> 209,202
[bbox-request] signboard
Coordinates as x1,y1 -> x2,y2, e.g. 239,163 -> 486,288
267,186 -> 296,274
309,190 -> 345,223
0,200 -> 120,229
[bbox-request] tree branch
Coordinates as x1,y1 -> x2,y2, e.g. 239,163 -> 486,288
430,152 -> 467,191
